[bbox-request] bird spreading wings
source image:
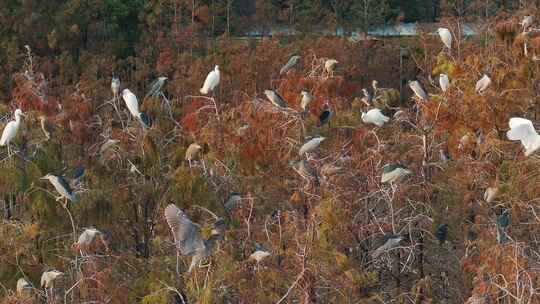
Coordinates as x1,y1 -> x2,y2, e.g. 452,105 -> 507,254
507,117 -> 540,156
164,204 -> 204,256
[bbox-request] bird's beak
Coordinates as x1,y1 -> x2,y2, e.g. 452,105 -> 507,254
40,176 -> 48,180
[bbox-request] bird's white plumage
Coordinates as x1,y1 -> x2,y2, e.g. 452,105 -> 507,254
41,270 -> 62,288
17,278 -> 32,297
300,91 -> 314,112
475,74 -> 491,94
439,74 -> 450,92
250,250 -> 270,263
361,109 -> 390,127
409,81 -> 428,101
521,15 -> 534,32
507,117 -> 540,156
484,187 -> 499,203
42,174 -> 77,202
437,28 -> 452,49
325,59 -> 338,74
0,109 -> 24,146
200,65 -> 220,95
77,228 -> 100,246
299,137 -> 325,156
111,77 -> 120,96
122,89 -> 140,118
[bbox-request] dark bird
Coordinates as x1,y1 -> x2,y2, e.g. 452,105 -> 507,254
264,90 -> 288,109
224,192 -> 242,213
435,224 -> 449,245
372,234 -> 402,258
318,103 -> 332,127
497,209 -> 511,244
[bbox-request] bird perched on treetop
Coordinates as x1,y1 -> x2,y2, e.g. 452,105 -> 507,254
506,117 -> 540,156
200,65 -> 220,95
381,164 -> 412,184
122,89 -> 152,128
164,204 -> 225,273
41,173 -> 79,203
280,55 -> 301,75
439,74 -> 450,92
361,108 -> 390,127
409,80 -> 428,101
264,90 -> 288,109
300,90 -> 314,116
299,136 -> 325,156
145,76 -> 168,99
437,27 -> 452,49
0,109 -> 25,155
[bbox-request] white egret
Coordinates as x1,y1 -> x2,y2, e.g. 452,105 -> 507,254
475,74 -> 491,94
409,80 -> 428,101
437,28 -> 452,49
250,243 -> 271,270
121,89 -> 151,128
0,109 -> 25,156
200,65 -> 220,95
74,228 -> 101,253
439,74 -> 450,92
111,76 -> 120,98
280,55 -> 301,75
40,270 -> 62,289
299,136 -> 325,156
506,117 -> 540,156
361,109 -> 390,127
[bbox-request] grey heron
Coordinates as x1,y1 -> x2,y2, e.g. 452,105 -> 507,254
280,55 -> 301,75
164,204 -> 225,273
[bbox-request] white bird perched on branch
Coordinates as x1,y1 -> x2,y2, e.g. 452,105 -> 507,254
300,90 -> 314,115
361,109 -> 390,127
325,59 -> 338,77
506,117 -> 540,156
200,65 -> 220,95
40,270 -> 62,289
164,204 -> 225,273
249,243 -> 271,268
17,278 -> 33,298
111,76 -> 120,98
437,28 -> 452,49
122,89 -> 151,128
41,173 -> 79,203
280,55 -> 301,75
264,90 -> 288,109
521,15 -> 534,32
74,228 -> 101,252
484,187 -> 499,203
0,109 -> 25,156
372,234 -> 402,258
408,80 -> 428,101
439,74 -> 450,92
475,74 -> 491,95
381,164 -> 411,183
299,136 -> 325,156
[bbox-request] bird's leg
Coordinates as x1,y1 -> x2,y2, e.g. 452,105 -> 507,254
176,251 -> 181,276
188,159 -> 192,168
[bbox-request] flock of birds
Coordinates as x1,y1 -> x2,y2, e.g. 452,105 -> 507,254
4,15 -> 538,300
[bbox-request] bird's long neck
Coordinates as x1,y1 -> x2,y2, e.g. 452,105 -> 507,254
14,115 -> 21,123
